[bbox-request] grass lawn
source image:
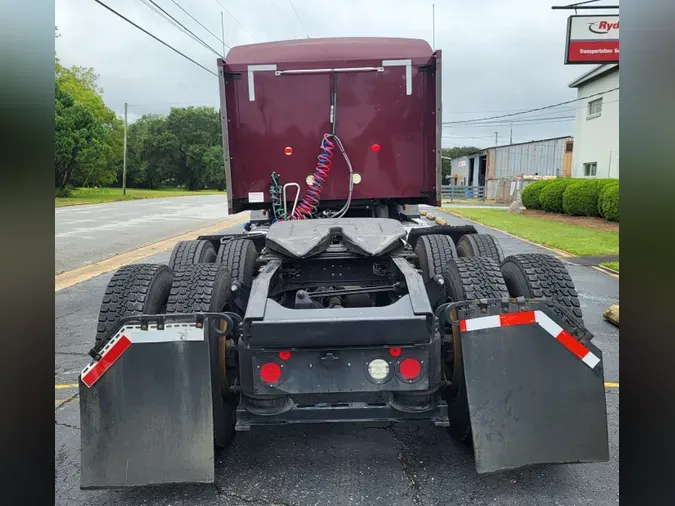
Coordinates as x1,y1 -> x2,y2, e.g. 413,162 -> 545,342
601,261 -> 620,272
448,208 -> 619,257
55,187 -> 224,207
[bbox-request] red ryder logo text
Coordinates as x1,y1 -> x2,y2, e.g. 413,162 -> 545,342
589,20 -> 619,34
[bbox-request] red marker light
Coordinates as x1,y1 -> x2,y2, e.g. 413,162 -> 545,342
284,146 -> 293,155
260,362 -> 282,383
399,358 -> 421,380
389,347 -> 402,357
279,351 -> 291,361
371,144 -> 381,153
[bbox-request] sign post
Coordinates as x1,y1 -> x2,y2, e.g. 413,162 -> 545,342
565,15 -> 619,64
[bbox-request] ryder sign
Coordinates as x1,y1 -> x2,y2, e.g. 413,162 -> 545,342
565,15 -> 619,64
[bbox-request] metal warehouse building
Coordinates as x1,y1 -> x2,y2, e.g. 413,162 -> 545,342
450,136 -> 574,199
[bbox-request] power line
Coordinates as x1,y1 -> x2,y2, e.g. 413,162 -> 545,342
92,0 -> 217,77
445,116 -> 576,127
169,0 -> 231,49
288,0 -> 310,38
141,0 -> 222,57
443,98 -> 619,120
444,99 -> 619,128
213,0 -> 253,37
442,88 -> 619,125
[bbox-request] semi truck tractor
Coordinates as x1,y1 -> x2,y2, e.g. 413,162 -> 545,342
78,37 -> 609,488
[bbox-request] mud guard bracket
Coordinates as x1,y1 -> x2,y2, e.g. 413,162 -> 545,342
448,300 -> 609,473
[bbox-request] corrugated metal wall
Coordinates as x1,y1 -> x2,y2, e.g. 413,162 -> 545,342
451,157 -> 469,182
490,137 -> 573,179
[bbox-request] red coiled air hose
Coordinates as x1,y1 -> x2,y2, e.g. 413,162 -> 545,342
291,134 -> 335,220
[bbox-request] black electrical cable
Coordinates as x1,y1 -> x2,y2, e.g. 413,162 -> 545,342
168,0 -> 231,49
442,88 -> 619,125
92,0 -> 217,77
142,0 -> 223,57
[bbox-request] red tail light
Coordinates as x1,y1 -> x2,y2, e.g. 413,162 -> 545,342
389,347 -> 402,357
399,358 -> 421,380
260,362 -> 282,384
279,351 -> 291,361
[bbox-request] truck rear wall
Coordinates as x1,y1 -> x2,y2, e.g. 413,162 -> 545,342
218,38 -> 441,213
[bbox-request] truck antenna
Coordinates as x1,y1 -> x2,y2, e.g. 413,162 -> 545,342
432,4 -> 436,50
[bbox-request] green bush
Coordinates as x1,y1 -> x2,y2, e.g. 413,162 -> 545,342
600,183 -> 619,222
522,180 -> 553,210
563,180 -> 609,217
539,178 -> 575,213
597,179 -> 620,217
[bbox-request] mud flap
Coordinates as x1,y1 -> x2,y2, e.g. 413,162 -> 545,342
459,308 -> 609,474
79,323 -> 215,488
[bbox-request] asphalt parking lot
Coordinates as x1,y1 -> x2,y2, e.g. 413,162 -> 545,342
55,208 -> 619,506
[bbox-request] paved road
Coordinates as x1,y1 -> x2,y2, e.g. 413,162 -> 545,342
55,213 -> 619,506
55,195 -> 229,274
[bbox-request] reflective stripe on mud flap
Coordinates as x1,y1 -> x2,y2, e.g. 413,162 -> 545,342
459,310 -> 600,370
81,324 -> 205,388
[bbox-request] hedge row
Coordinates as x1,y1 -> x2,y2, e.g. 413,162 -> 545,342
522,177 -> 619,222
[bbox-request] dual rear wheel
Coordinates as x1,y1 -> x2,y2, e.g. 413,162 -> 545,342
415,232 -> 584,444
94,238 -> 259,448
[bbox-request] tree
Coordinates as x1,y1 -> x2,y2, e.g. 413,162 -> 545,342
55,81 -> 109,189
126,114 -> 175,189
54,53 -> 123,188
165,107 -> 223,190
202,144 -> 226,190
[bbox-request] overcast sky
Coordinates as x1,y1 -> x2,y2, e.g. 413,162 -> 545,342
55,0 -> 619,148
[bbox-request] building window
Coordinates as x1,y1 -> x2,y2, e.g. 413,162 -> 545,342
565,140 -> 574,152
587,98 -> 603,119
583,162 -> 597,177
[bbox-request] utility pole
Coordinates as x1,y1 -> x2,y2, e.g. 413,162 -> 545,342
221,12 -> 225,56
509,124 -> 513,145
432,4 -> 436,49
494,132 -> 499,147
122,102 -> 128,196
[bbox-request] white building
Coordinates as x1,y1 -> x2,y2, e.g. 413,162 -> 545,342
569,64 -> 619,179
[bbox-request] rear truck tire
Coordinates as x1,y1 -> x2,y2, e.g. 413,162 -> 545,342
95,264 -> 173,352
166,264 -> 238,448
456,233 -> 505,263
441,257 -> 510,444
500,253 -> 584,325
168,240 -> 217,271
216,238 -> 257,287
414,234 -> 458,281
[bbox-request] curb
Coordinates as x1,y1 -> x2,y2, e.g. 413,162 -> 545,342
436,207 -> 620,278
55,212 -> 250,291
438,208 -> 573,258
592,265 -> 620,278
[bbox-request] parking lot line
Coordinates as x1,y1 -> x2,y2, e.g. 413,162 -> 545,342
56,384 -> 79,389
